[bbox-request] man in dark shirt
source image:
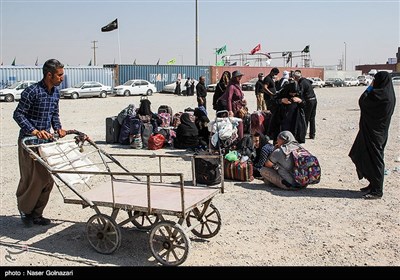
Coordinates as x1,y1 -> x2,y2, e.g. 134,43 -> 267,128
263,67 -> 280,113
294,70 -> 317,139
13,59 -> 67,227
255,73 -> 266,111
196,75 -> 208,109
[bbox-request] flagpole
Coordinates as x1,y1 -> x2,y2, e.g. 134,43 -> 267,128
117,27 -> 121,65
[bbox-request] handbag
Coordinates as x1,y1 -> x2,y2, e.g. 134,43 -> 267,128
236,106 -> 248,119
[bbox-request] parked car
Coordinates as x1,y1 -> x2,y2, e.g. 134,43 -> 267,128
161,78 -> 198,95
207,83 -> 217,92
307,77 -> 325,88
324,78 -> 345,87
357,75 -> 373,86
392,76 -> 400,86
241,78 -> 258,91
0,80 -> 37,102
343,77 -> 359,87
60,81 -> 112,99
113,79 -> 156,96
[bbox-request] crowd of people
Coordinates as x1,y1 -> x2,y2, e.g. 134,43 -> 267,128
12,58 -> 396,227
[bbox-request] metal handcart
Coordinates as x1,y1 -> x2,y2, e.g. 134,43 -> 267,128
21,130 -> 224,266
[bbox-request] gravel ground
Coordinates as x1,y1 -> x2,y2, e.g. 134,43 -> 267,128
0,85 -> 399,267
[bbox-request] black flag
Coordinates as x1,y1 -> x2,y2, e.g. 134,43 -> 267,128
302,45 -> 310,53
101,19 -> 118,32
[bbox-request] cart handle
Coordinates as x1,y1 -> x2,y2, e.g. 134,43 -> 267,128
22,129 -> 89,146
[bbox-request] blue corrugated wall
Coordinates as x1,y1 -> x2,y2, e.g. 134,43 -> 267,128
0,66 -> 114,89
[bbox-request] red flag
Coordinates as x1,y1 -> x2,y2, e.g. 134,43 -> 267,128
250,43 -> 261,55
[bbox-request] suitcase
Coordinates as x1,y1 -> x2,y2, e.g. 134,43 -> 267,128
106,116 -> 121,144
224,159 -> 254,182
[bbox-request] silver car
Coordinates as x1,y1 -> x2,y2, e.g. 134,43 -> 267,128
60,81 -> 111,99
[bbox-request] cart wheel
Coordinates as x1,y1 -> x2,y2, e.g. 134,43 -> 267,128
86,214 -> 121,254
128,211 -> 160,230
186,203 -> 221,238
149,221 -> 190,266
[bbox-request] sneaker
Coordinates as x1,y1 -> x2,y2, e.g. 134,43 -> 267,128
19,211 -> 33,228
362,193 -> 383,200
33,216 -> 51,226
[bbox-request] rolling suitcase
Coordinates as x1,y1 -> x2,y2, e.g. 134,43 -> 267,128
106,116 -> 121,144
158,105 -> 173,115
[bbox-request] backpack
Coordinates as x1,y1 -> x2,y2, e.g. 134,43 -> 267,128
158,112 -> 172,127
291,146 -> 321,187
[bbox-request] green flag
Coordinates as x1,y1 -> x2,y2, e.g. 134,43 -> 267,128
216,60 -> 224,66
167,58 -> 176,65
216,45 -> 227,55
302,45 -> 310,53
11,57 -> 16,66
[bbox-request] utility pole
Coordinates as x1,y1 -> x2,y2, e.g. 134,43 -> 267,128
344,42 -> 347,71
91,40 -> 98,66
195,0 -> 198,66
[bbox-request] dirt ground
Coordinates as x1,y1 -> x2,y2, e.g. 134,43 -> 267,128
0,85 -> 399,267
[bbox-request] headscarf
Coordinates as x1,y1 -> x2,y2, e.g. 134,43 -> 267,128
361,71 -> 396,126
220,71 -> 231,85
137,99 -> 152,116
277,130 -> 300,155
177,113 -> 198,137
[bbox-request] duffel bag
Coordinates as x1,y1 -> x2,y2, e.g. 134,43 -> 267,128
224,159 -> 254,182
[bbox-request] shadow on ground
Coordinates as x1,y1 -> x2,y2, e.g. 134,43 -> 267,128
237,182 -> 362,199
0,215 -> 161,266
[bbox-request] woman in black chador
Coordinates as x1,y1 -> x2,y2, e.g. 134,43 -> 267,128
213,71 -> 231,111
349,71 -> 396,199
269,80 -> 306,144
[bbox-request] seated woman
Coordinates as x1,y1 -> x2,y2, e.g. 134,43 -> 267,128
259,130 -> 301,190
252,133 -> 274,179
136,98 -> 162,129
174,113 -> 202,149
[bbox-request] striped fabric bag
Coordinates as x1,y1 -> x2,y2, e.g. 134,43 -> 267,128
223,159 -> 254,182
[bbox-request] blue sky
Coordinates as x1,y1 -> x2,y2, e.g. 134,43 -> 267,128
0,0 -> 398,69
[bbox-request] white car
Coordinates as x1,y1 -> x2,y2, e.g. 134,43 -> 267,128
161,78 -> 198,95
207,83 -> 217,92
392,76 -> 400,86
308,77 -> 325,88
113,79 -> 157,96
343,77 -> 359,87
357,75 -> 373,86
0,80 -> 37,102
60,81 -> 112,99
